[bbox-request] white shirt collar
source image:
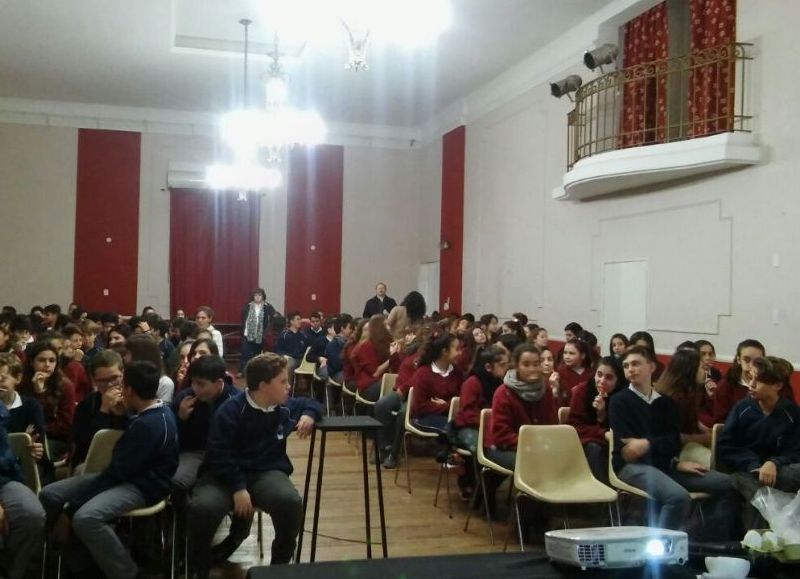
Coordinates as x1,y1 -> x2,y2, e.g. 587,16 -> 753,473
628,384 -> 660,404
7,392 -> 22,410
140,400 -> 163,413
245,390 -> 277,413
431,361 -> 454,377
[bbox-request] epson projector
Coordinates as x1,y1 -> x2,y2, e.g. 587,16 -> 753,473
545,526 -> 688,569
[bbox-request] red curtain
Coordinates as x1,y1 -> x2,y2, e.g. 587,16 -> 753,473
620,1 -> 669,148
169,189 -> 260,324
688,0 -> 737,136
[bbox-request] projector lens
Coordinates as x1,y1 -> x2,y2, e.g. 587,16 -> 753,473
645,539 -> 667,557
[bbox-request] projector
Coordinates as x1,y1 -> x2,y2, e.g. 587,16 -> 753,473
545,526 -> 688,570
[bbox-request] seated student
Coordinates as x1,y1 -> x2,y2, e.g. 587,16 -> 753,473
540,346 -> 555,384
351,315 -> 400,402
410,330 -> 463,433
568,356 -> 626,484
40,360 -> 179,579
455,345 -> 508,454
0,392 -> 46,579
275,312 -> 307,379
550,337 -> 592,406
500,320 -> 526,343
72,350 -> 128,473
187,353 -> 321,576
713,339 -> 765,424
18,340 -> 75,460
629,331 -> 665,381
171,355 -> 236,493
478,314 -> 499,343
9,314 -> 33,361
717,356 -> 800,501
107,323 -> 132,349
554,322 -> 583,366
78,319 -> 103,369
609,333 -> 629,359
609,346 -> 738,538
694,340 -> 721,427
301,312 -> 327,365
124,334 -> 176,403
656,348 -> 712,447
194,306 -> 224,357
57,328 -> 93,403
319,316 -> 353,412
486,344 -> 557,471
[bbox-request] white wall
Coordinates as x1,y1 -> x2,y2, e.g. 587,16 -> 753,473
462,0 -> 800,362
0,124 -> 77,311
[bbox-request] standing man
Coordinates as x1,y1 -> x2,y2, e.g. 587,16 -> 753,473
362,282 -> 397,318
239,288 -> 276,378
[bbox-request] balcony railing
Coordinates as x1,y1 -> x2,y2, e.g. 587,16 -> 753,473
567,42 -> 753,170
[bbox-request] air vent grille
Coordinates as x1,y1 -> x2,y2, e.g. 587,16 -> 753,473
577,543 -> 605,565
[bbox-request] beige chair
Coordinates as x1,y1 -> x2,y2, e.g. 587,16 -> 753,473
355,372 -> 397,409
433,396 -> 474,519
605,430 -> 709,525
293,347 -> 320,397
9,432 -> 42,493
509,425 -> 617,551
394,387 -> 439,493
463,408 -> 514,545
679,441 -> 712,469
557,406 -> 570,425
710,423 -> 724,471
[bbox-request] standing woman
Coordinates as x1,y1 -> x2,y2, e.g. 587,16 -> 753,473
19,340 -> 75,461
387,291 -> 427,339
239,288 -> 275,378
568,356 -> 626,483
351,316 -> 400,402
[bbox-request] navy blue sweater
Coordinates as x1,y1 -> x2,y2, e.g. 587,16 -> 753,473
71,391 -> 129,467
302,327 -> 327,363
65,404 -> 178,515
171,382 -> 237,452
717,397 -> 800,472
608,387 -> 681,472
324,336 -> 347,377
0,403 -> 23,488
204,391 -> 322,492
7,395 -> 46,440
275,329 -> 307,360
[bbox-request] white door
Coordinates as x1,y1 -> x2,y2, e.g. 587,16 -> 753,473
601,260 -> 648,355
417,262 -> 440,315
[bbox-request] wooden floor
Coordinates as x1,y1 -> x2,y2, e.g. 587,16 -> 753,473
210,432 -> 511,578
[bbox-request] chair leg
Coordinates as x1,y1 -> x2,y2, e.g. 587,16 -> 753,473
463,459 -> 482,533
615,499 -> 622,527
607,502 -> 615,528
325,385 -> 330,417
562,505 -> 570,529
170,505 -> 177,579
40,538 -> 47,579
697,502 -> 706,527
258,510 -> 264,559
480,469 -> 495,545
503,492 -> 519,553
444,458 -> 453,519
434,463 -> 444,507
515,495 -> 525,552
404,433 -> 411,494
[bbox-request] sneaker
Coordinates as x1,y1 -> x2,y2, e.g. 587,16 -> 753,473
382,454 -> 398,469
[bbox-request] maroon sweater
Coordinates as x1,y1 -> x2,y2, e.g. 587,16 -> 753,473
30,380 -> 76,440
556,364 -> 590,406
567,381 -> 608,447
351,341 -> 386,392
486,384 -> 557,450
63,360 -> 92,403
395,352 -> 420,397
455,375 -> 489,429
411,365 -> 462,418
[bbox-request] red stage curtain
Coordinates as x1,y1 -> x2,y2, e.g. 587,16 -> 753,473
688,0 -> 737,136
619,1 -> 669,148
169,189 -> 260,324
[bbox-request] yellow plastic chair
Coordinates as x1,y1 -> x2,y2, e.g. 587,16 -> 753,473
293,347 -> 320,397
557,406 -> 570,425
463,409 -> 514,545
679,441 -> 711,470
433,396 -> 473,519
509,425 -> 617,551
394,387 -> 439,493
354,372 -> 397,409
710,423 -> 724,471
9,432 -> 42,493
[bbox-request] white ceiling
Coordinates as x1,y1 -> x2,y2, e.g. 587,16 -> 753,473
0,0 -> 613,128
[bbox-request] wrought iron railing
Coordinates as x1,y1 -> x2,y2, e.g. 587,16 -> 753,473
567,42 -> 753,170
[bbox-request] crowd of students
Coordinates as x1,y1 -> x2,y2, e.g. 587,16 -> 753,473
0,295 -> 798,577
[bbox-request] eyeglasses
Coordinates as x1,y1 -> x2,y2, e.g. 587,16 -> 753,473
94,375 -> 123,386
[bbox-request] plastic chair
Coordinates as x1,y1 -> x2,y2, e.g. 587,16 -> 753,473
325,376 -> 343,416
710,423 -> 724,471
433,396 -> 473,519
293,347 -> 320,397
463,409 -> 513,545
394,387 -> 439,493
509,425 -> 617,551
354,372 -> 396,410
8,432 -> 42,494
679,441 -> 711,469
557,406 -> 570,425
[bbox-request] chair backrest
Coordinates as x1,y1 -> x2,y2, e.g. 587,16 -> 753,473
557,406 -> 570,425
83,429 -> 124,475
679,441 -> 711,469
380,373 -> 398,397
477,408 -> 490,467
8,432 -> 41,494
605,430 -> 650,498
296,347 -> 316,373
514,425 -> 598,489
404,387 -> 415,429
447,397 -> 460,422
710,422 -> 724,471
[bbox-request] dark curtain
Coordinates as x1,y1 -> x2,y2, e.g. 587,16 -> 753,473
619,1 -> 669,148
169,189 -> 260,324
688,0 -> 737,136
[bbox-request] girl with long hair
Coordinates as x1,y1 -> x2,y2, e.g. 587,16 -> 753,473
351,315 -> 400,402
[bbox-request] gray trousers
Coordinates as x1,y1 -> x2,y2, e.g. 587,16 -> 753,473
172,450 -> 205,491
40,474 -> 146,579
0,480 -> 46,579
188,470 -> 302,576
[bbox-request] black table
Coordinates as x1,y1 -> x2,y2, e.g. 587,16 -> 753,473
294,415 -> 388,563
250,552 -> 699,579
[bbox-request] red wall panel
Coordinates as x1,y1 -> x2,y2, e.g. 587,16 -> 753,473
439,126 -> 466,314
74,129 -> 140,314
284,145 -> 344,316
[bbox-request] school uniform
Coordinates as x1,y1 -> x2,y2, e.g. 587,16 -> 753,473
62,359 -> 92,403
454,374 -> 498,454
568,381 -> 611,483
71,390 -> 128,469
555,363 -> 590,406
411,364 -> 463,432
351,340 -> 387,401
374,351 -> 418,461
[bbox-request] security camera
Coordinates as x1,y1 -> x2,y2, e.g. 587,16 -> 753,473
584,43 -> 618,71
550,75 -> 583,100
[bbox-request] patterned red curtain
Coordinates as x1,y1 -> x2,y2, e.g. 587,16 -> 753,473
688,0 -> 737,136
619,2 -> 669,148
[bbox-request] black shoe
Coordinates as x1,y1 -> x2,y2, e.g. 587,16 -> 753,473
211,537 -> 239,564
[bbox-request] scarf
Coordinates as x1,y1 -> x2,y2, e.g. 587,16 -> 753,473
503,369 -> 546,402
244,303 -> 264,343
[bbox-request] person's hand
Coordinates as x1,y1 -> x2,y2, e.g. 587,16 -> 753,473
621,438 -> 650,462
758,461 -> 777,487
592,394 -> 606,421
28,431 -> 44,460
698,421 -> 711,434
32,371 -> 48,394
178,395 -> 196,421
431,397 -> 448,408
676,461 -> 708,475
704,379 -> 717,398
73,348 -> 85,362
53,513 -> 71,545
0,505 -> 7,537
548,372 -> 560,396
318,357 -> 328,368
100,385 -> 123,413
233,489 -> 254,519
295,415 -> 315,438
176,361 -> 188,385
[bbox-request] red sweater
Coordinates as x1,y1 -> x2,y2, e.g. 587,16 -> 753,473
63,360 -> 92,403
411,365 -> 462,418
712,377 -> 749,424
31,379 -> 76,440
395,352 -> 420,397
342,342 -> 356,382
556,364 -> 590,406
351,340 -> 393,392
486,384 -> 557,450
567,381 -> 608,447
455,375 -> 492,429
